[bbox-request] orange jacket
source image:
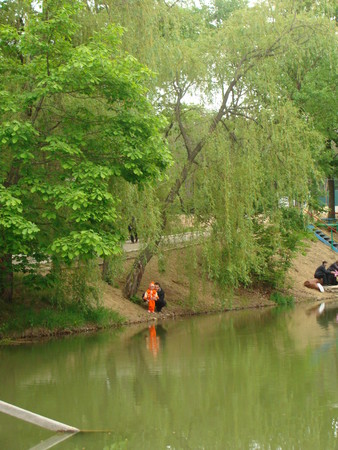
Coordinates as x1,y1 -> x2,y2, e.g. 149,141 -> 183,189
144,289 -> 158,302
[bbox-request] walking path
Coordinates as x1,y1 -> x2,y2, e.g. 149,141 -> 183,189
124,230 -> 208,253
13,231 -> 207,266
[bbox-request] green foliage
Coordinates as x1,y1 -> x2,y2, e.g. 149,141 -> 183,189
50,260 -> 101,310
22,273 -> 56,291
0,303 -> 124,337
145,1 -> 331,294
157,251 -> 166,274
129,295 -> 143,306
270,5 -> 337,176
0,0 -> 171,292
116,181 -> 164,246
0,263 -> 124,338
102,254 -> 125,287
209,0 -> 248,25
250,208 -> 309,288
2,0 -> 335,305
190,103 -> 318,288
270,291 -> 295,306
181,245 -> 200,308
50,231 -> 121,261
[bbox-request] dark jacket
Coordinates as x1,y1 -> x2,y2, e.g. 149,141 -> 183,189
327,262 -> 338,285
328,262 -> 338,272
314,265 -> 331,285
155,288 -> 166,312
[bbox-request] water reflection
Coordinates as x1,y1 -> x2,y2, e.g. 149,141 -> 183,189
146,325 -> 160,358
0,305 -> 337,449
316,305 -> 338,329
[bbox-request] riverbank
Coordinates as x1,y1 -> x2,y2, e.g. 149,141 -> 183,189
1,238 -> 338,343
101,238 -> 338,324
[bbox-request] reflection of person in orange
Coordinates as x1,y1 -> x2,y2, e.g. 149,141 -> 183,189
146,325 -> 160,357
143,281 -> 158,313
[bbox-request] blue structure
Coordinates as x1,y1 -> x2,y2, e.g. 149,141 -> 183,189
308,224 -> 338,253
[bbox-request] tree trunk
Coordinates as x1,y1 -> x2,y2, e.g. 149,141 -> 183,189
0,254 -> 14,303
123,246 -> 155,298
328,178 -> 335,219
102,257 -> 110,283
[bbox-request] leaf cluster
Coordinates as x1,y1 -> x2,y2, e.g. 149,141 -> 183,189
0,1 -> 171,269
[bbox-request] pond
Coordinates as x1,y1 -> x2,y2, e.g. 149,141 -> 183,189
0,303 -> 337,449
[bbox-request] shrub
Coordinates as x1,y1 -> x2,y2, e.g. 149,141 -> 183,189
129,295 -> 143,306
0,303 -> 124,338
270,291 -> 294,306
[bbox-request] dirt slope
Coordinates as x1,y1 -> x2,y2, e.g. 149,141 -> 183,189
101,238 -> 338,324
285,238 -> 338,301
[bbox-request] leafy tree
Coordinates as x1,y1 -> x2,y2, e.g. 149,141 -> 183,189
122,0 -> 331,297
268,1 -> 337,216
0,0 -> 171,301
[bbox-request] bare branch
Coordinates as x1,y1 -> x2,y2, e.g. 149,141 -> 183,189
173,80 -> 194,159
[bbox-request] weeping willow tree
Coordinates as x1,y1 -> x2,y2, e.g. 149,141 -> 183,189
101,179 -> 164,286
79,0 -> 177,73
121,0 -> 334,297
273,7 -> 338,217
68,1 -> 334,297
189,101 -> 323,291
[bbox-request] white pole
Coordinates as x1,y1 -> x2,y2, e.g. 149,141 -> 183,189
29,433 -> 75,450
0,400 -> 79,433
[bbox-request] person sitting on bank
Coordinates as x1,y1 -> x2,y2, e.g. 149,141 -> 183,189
143,281 -> 158,313
155,282 -> 166,313
314,261 -> 335,286
328,260 -> 338,272
328,260 -> 338,285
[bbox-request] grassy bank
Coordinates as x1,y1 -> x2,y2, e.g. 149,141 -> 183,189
0,300 -> 124,343
2,238 -> 336,344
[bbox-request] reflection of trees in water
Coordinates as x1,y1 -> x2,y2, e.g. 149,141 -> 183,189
0,310 -> 337,447
0,333 -> 127,429
155,324 -> 168,341
110,323 -> 170,411
123,312 -> 337,448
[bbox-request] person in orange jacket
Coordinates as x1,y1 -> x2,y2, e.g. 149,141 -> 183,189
143,281 -> 158,313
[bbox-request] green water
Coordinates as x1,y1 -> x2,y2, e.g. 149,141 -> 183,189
0,304 -> 337,450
